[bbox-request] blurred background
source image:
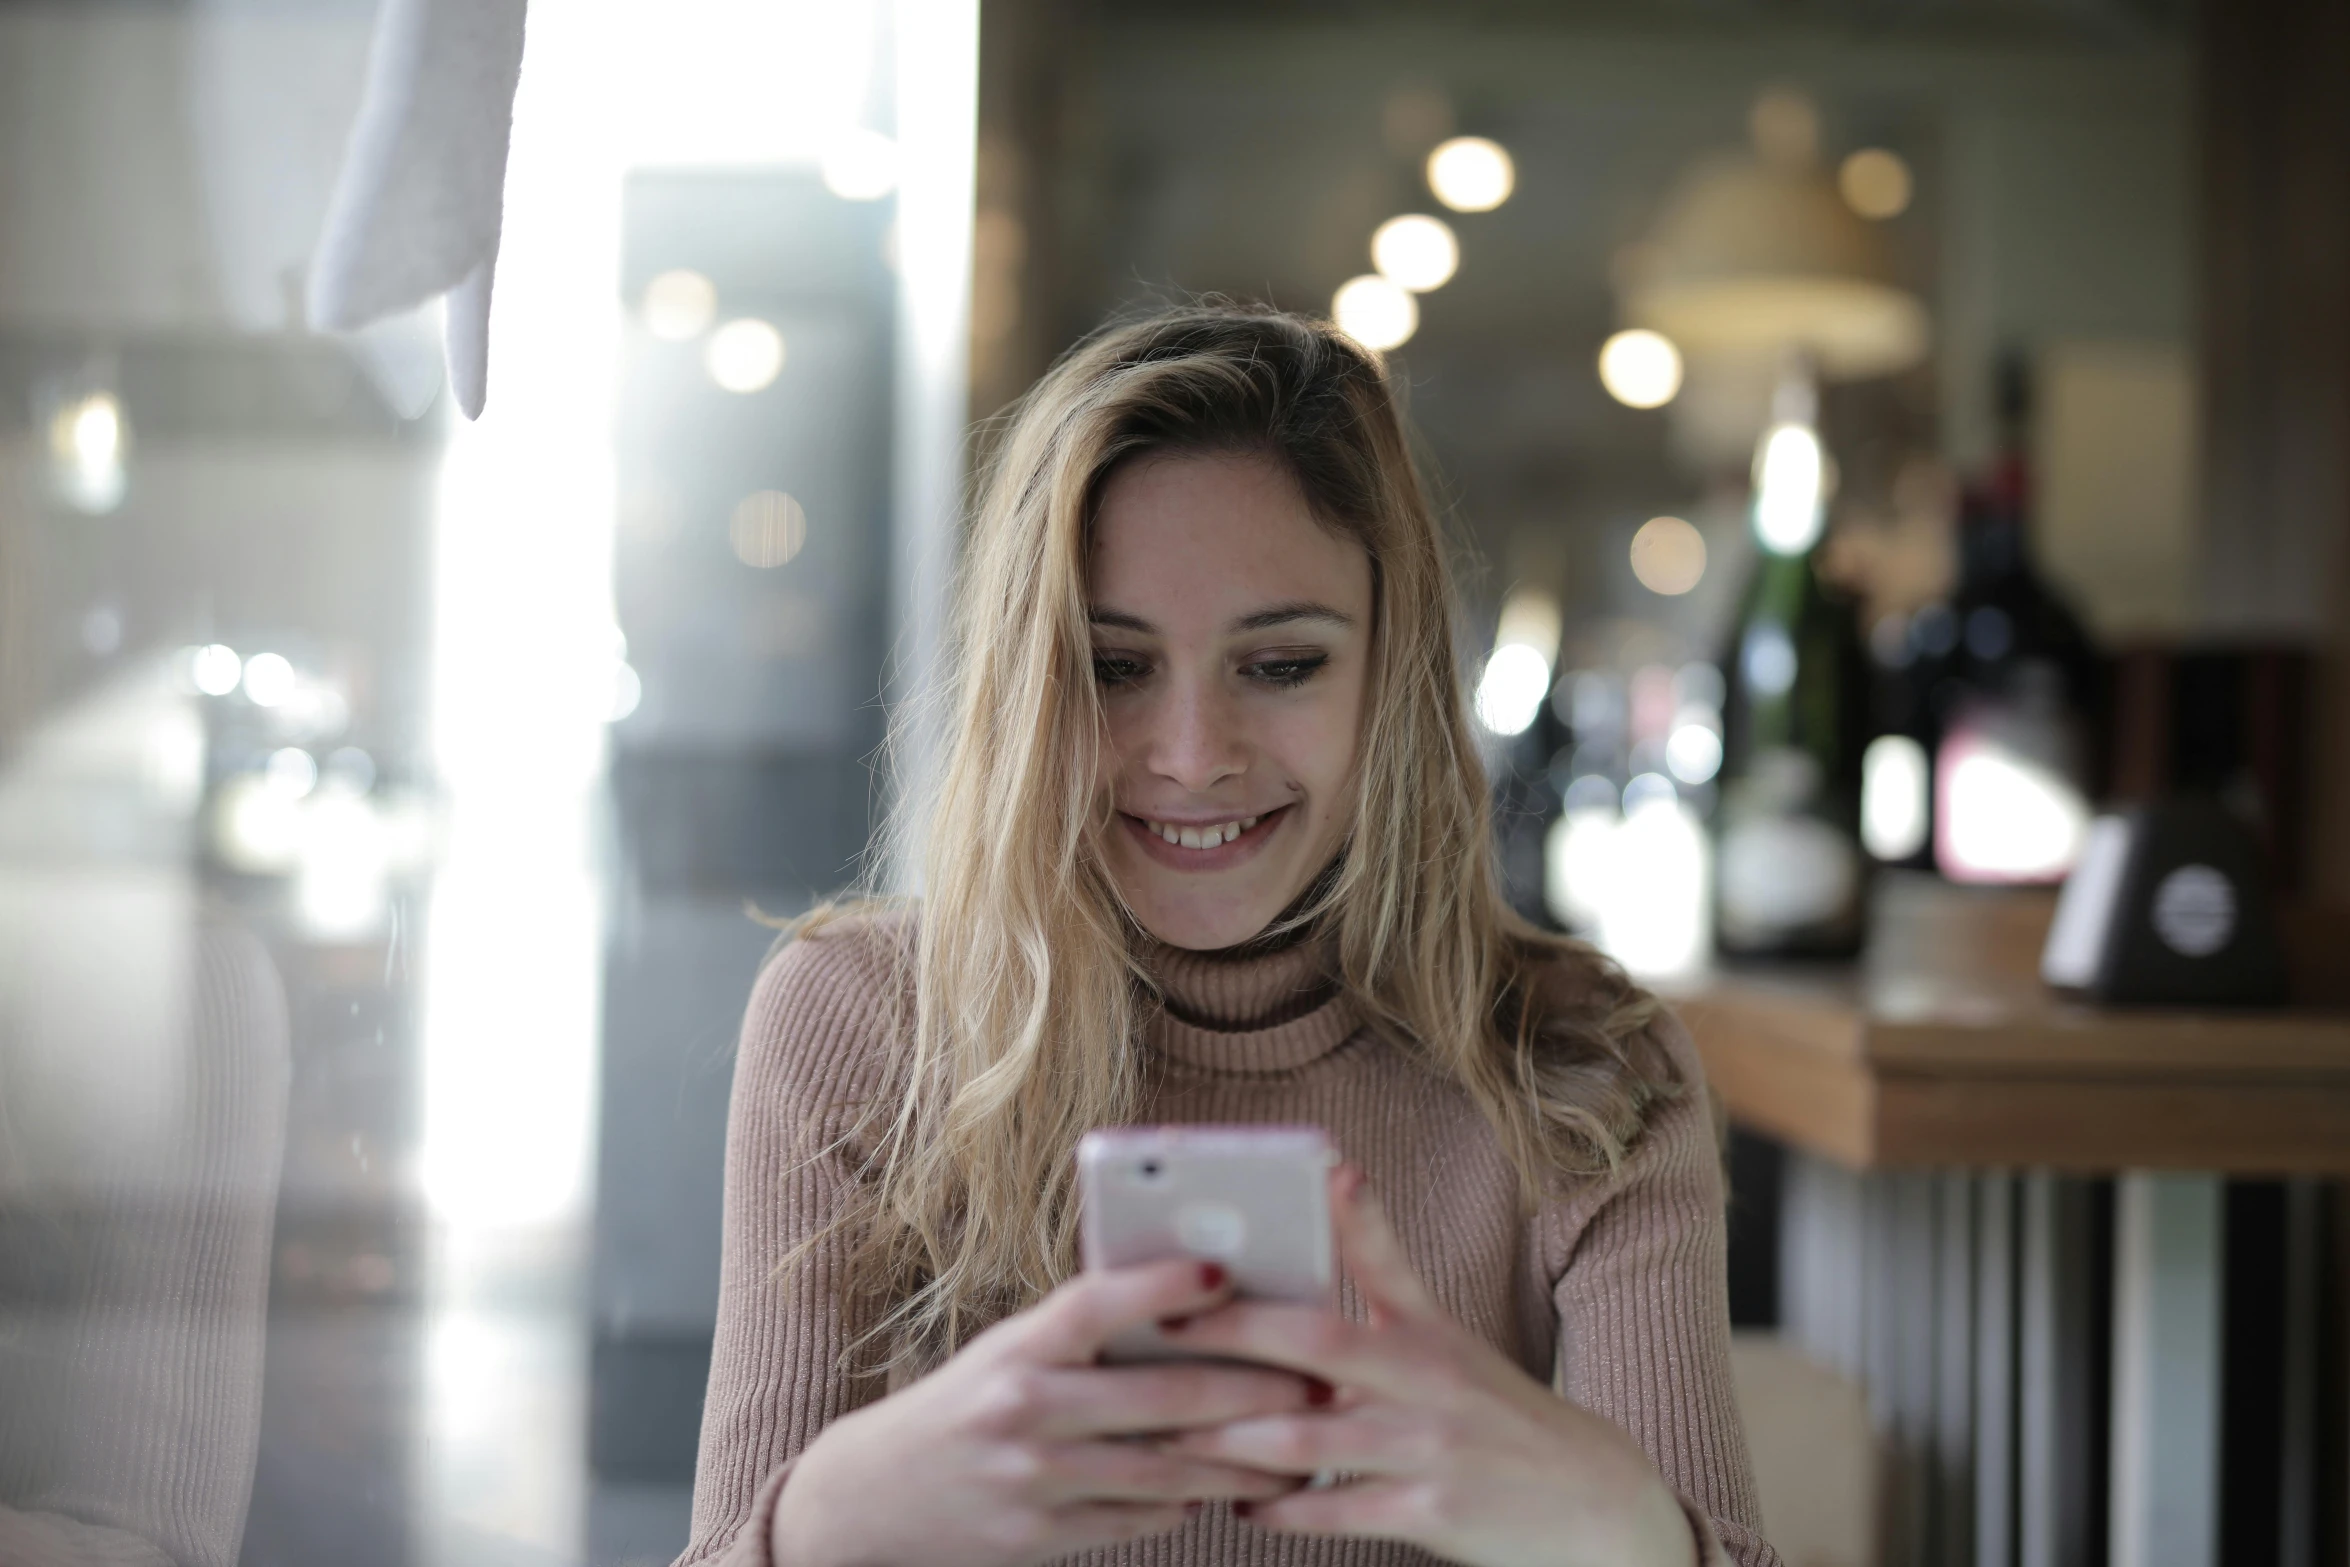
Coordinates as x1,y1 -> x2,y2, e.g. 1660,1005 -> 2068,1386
1,2 -> 2345,1566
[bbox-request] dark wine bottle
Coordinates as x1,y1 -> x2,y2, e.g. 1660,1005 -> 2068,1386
1928,354 -> 2102,884
1714,382 -> 1872,958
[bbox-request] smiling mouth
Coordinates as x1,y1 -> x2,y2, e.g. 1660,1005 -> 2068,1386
1120,805 -> 1290,865
1139,813 -> 1260,849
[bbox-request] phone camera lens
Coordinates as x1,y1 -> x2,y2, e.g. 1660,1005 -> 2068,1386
1138,1159 -> 1163,1180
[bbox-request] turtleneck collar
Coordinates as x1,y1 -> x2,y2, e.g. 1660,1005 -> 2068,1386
1140,931 -> 1366,1076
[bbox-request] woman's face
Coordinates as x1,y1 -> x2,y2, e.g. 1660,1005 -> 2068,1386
1087,451 -> 1374,951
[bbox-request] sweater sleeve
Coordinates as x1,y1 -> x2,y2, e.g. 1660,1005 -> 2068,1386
675,917 -> 907,1567
1543,1010 -> 1780,1567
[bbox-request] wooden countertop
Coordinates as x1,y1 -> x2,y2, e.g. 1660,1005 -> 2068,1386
1664,874 -> 2350,1174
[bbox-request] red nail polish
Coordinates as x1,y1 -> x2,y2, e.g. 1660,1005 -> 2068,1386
1158,1314 -> 1191,1332
1304,1377 -> 1334,1407
1232,1501 -> 1254,1520
1199,1261 -> 1227,1290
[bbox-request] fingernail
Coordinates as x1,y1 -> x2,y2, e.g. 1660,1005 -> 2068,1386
1157,1314 -> 1191,1332
1304,1377 -> 1335,1407
1199,1261 -> 1227,1290
1232,1501 -> 1254,1520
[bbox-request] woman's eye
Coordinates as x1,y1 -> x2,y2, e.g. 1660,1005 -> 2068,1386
1092,653 -> 1149,688
1244,654 -> 1329,689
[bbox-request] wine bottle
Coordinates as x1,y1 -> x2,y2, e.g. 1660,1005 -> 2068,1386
1929,354 -> 2102,885
1714,377 -> 1871,958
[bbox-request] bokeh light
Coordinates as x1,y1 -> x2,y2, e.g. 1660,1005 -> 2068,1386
1426,136 -> 1515,212
1332,274 -> 1418,350
1753,422 -> 1827,554
821,128 -> 902,201
1839,148 -> 1914,220
1629,515 -> 1707,595
705,318 -> 786,392
266,746 -> 319,798
1666,719 -> 1723,785
1862,734 -> 1930,861
1597,329 -> 1683,409
49,390 -> 127,513
1474,643 -> 1551,736
190,643 -> 243,696
1749,87 -> 1822,169
729,490 -> 810,567
642,268 -> 717,340
1371,214 -> 1459,292
1938,735 -> 2090,883
241,651 -> 295,707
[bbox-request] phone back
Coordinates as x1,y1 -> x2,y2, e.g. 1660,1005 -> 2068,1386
1077,1124 -> 1335,1363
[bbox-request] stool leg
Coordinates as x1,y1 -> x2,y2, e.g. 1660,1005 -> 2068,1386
2108,1172 -> 2223,1567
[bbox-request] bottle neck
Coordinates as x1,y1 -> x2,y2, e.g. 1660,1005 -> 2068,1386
1960,447 -> 2033,584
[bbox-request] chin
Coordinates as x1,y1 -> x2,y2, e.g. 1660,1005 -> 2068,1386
1116,865 -> 1295,952
1130,899 -> 1282,953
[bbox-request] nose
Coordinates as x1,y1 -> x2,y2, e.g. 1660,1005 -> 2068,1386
1140,673 -> 1246,794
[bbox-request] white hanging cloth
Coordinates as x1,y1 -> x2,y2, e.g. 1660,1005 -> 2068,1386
307,0 -> 529,419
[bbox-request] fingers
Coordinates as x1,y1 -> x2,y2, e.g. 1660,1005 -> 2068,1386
1013,1258 -> 1233,1365
1164,1409 -> 1428,1478
1029,1362 -> 1315,1438
1238,1476 -> 1434,1538
1155,1299 -> 1406,1394
1049,1501 -> 1192,1549
1329,1164 -> 1438,1324
1036,1441 -> 1302,1504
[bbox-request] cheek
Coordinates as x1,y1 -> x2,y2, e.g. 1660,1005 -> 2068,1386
1274,676 -> 1367,805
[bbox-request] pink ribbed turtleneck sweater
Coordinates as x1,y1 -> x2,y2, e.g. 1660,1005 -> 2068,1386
678,917 -> 1778,1567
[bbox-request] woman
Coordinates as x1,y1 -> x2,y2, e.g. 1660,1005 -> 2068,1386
680,305 -> 1777,1567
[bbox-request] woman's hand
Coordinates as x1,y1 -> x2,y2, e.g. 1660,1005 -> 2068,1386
772,1258 -> 1311,1567
1157,1166 -> 1700,1567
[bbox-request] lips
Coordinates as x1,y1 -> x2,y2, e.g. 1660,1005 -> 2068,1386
1120,804 -> 1290,870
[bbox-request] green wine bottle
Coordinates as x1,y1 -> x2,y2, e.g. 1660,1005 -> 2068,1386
1713,382 -> 1871,958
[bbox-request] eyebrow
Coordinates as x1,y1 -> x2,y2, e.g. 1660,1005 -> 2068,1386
1086,600 -> 1358,636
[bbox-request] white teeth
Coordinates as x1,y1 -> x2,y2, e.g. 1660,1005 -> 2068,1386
1144,814 -> 1263,849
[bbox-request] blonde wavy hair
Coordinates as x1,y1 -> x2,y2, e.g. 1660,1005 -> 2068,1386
803,302 -> 1680,1378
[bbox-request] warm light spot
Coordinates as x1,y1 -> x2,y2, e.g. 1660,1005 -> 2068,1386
642,269 -> 717,340
1753,423 -> 1826,555
1749,87 -> 1821,170
1862,734 -> 1929,860
1426,136 -> 1514,213
48,390 -> 128,513
1495,588 -> 1562,664
705,318 -> 786,392
729,490 -> 809,567
1839,148 -> 1913,220
72,397 -> 121,465
1629,515 -> 1707,596
1598,329 -> 1683,409
1937,736 -> 2090,883
1332,275 -> 1418,350
1371,214 -> 1459,292
821,128 -> 901,201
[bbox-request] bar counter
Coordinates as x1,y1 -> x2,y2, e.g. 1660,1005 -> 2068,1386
1669,875 -> 2350,1176
1660,873 -> 2350,1567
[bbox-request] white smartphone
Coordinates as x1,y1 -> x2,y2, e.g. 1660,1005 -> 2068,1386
1076,1124 -> 1337,1364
